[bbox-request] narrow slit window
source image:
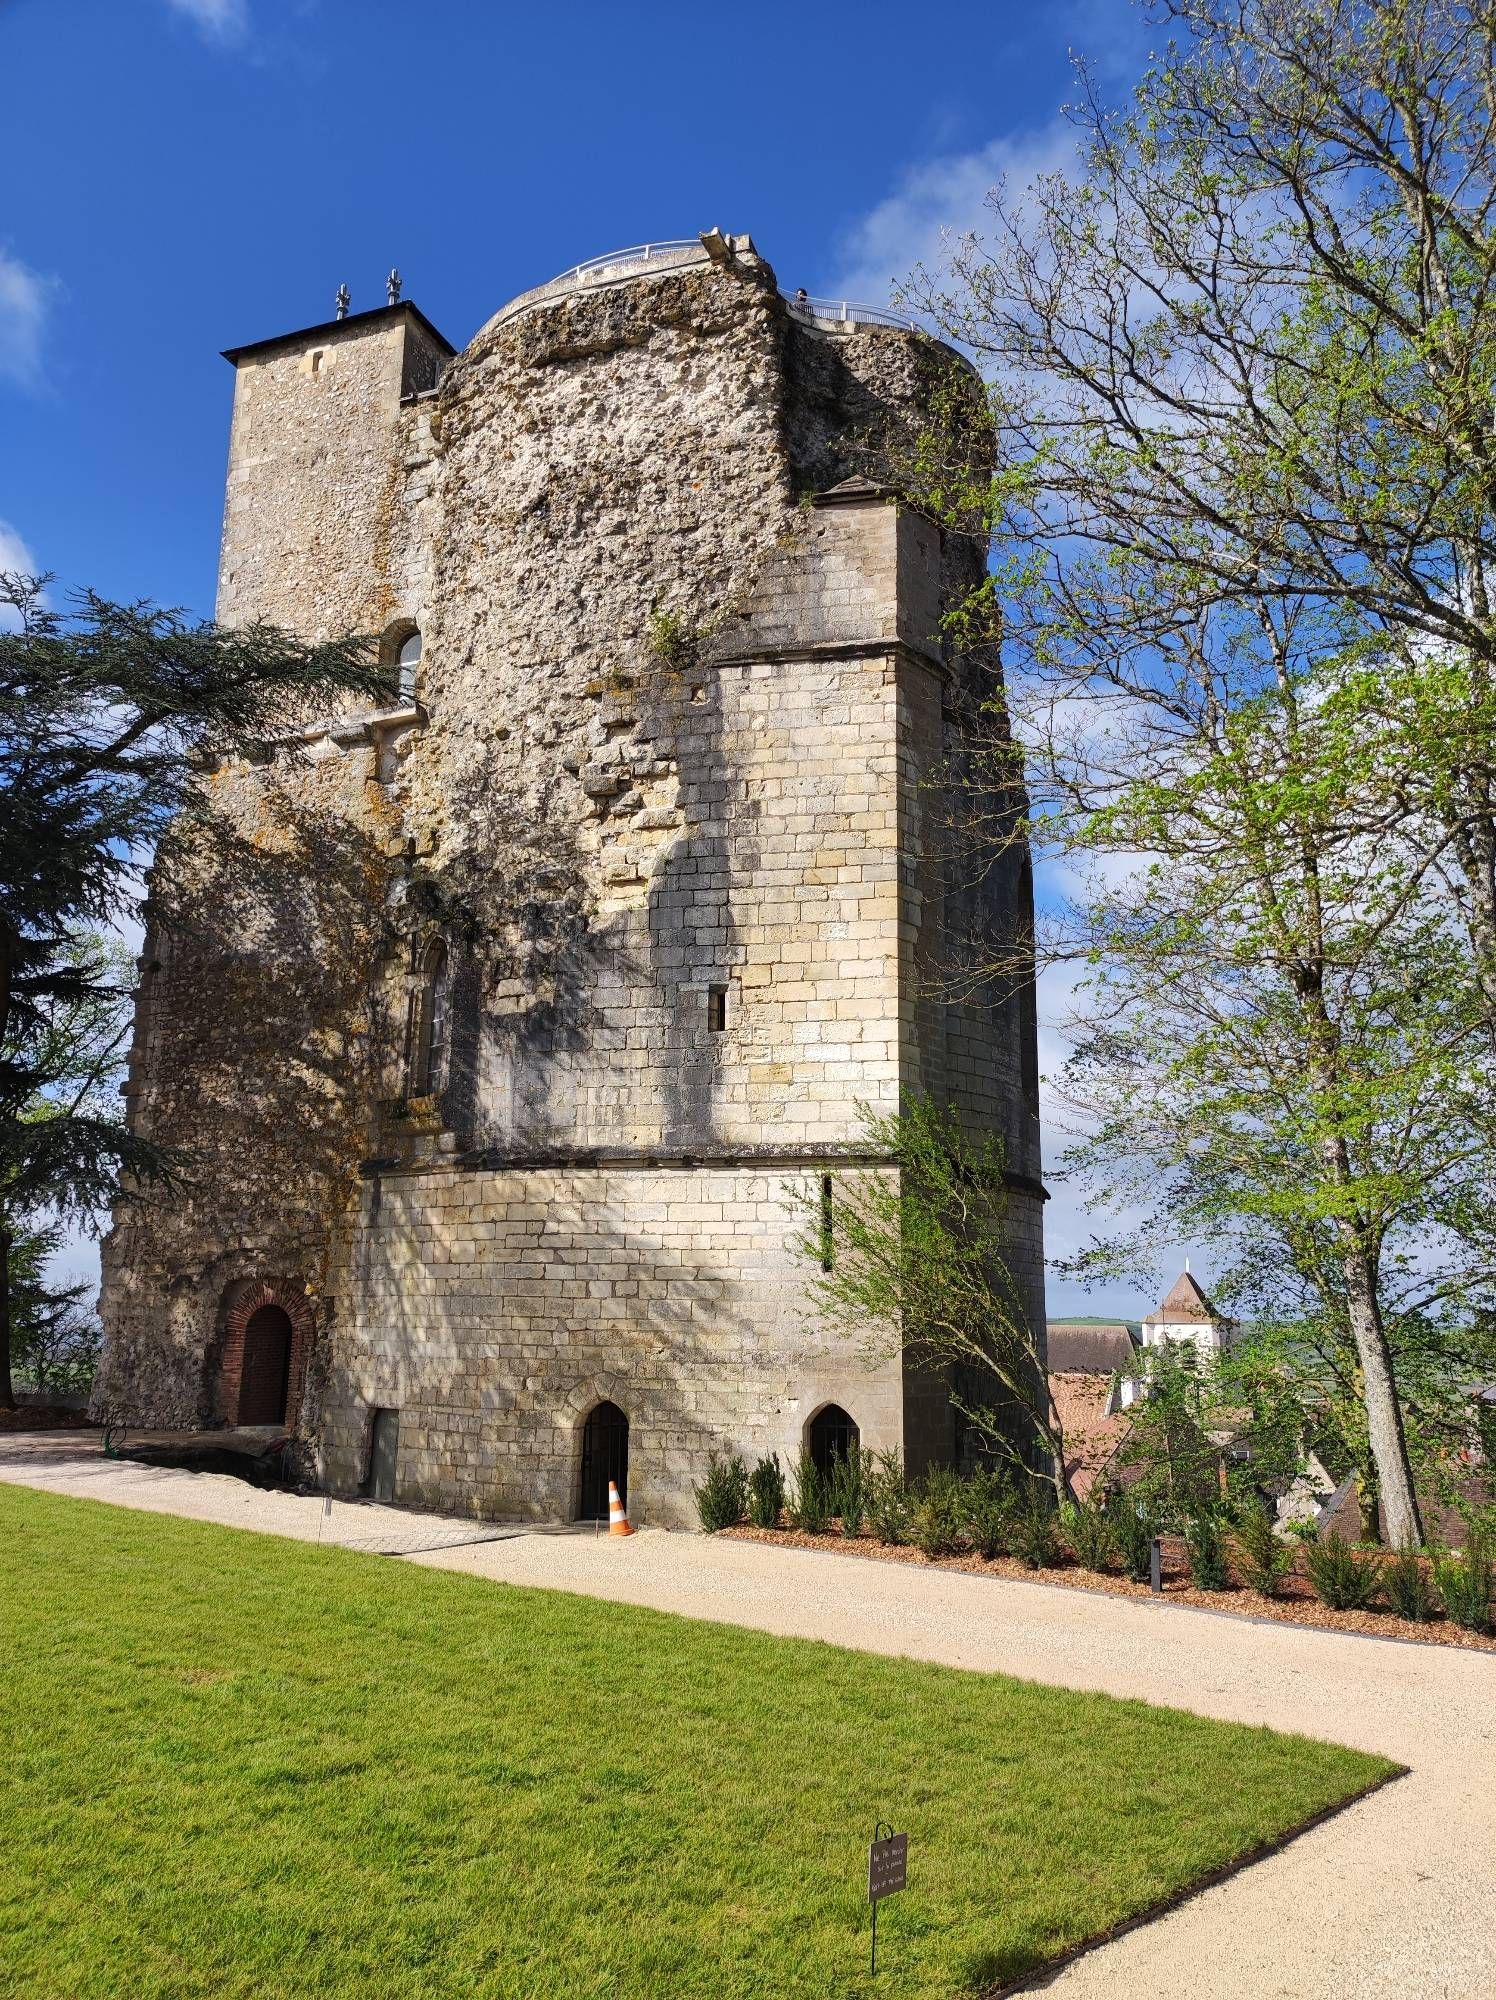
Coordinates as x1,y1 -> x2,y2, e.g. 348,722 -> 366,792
406,941 -> 449,1097
1019,979 -> 1040,1114
707,984 -> 728,1034
819,1173 -> 834,1272
397,629 -> 423,701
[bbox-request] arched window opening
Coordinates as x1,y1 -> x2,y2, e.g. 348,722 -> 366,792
238,1305 -> 293,1426
378,621 -> 423,706
397,628 -> 423,700
578,1400 -> 629,1520
808,1403 -> 859,1478
406,941 -> 449,1098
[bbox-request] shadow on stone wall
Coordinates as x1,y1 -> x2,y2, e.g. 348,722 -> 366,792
97,780 -> 399,1425
326,1164 -> 787,1528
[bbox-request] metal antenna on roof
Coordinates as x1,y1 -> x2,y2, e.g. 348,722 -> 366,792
334,283 -> 350,320
387,267 -> 402,305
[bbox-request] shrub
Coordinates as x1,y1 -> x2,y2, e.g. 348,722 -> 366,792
963,1468 -> 1014,1560
1231,1505 -> 1294,1599
1434,1535 -> 1493,1634
1382,1547 -> 1434,1624
865,1448 -> 911,1545
747,1453 -> 786,1530
791,1454 -> 831,1535
1115,1503 -> 1156,1584
911,1468 -> 965,1559
1013,1486 -> 1061,1569
1062,1492 -> 1119,1573
827,1446 -> 866,1538
1305,1530 -> 1381,1612
1182,1508 -> 1231,1591
694,1454 -> 748,1534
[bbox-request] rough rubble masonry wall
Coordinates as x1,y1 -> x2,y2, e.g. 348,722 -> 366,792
96,238 -> 1045,1525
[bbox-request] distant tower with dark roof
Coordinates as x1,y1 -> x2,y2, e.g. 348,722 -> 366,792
1140,1268 -> 1236,1362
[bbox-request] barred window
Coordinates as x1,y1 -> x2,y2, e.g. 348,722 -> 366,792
407,941 -> 449,1097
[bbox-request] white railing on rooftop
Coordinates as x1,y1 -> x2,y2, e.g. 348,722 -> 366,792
526,244 -> 920,333
555,242 -> 702,285
784,294 -> 917,332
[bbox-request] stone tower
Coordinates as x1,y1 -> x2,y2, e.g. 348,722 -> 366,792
96,235 -> 1046,1527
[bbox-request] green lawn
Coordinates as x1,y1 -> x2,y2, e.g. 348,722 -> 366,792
1,1487 -> 1391,1999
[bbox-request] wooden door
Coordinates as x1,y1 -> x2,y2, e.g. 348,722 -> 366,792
238,1305 -> 292,1426
367,1409 -> 400,1504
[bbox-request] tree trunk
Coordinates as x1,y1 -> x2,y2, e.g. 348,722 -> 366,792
0,1222 -> 15,1412
1338,1228 -> 1422,1548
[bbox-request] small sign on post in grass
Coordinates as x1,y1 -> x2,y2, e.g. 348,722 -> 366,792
867,1821 -> 907,1975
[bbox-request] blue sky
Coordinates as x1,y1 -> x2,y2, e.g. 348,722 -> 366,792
2,0 -> 1176,1319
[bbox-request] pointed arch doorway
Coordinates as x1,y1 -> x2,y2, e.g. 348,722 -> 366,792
578,1401 -> 629,1521
808,1403 -> 859,1478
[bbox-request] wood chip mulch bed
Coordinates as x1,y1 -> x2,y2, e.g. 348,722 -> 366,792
721,1521 -> 1496,1656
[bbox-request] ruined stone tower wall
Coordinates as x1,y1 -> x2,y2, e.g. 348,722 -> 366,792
96,239 -> 1045,1521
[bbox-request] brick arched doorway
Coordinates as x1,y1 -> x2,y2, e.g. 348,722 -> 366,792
216,1280 -> 315,1429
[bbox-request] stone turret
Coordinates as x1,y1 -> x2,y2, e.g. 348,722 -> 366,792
96,233 -> 1045,1525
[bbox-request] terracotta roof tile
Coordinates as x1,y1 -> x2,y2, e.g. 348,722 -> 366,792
1048,1371 -> 1133,1502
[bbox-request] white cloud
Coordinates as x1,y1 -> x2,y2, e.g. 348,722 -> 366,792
165,0 -> 250,45
0,518 -> 37,576
824,122 -> 1081,311
0,249 -> 56,389
0,520 -> 39,629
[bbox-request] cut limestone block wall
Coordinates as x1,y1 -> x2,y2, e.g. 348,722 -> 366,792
96,234 -> 1047,1523
321,1165 -> 909,1523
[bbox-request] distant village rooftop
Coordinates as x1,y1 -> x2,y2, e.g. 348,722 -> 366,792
1141,1268 -> 1237,1357
1045,1322 -> 1139,1374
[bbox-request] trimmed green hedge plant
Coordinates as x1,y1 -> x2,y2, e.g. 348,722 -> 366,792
747,1453 -> 786,1530
695,1454 -> 748,1533
1305,1531 -> 1381,1611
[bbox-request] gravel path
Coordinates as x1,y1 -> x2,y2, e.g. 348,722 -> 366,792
4,1433 -> 1492,1998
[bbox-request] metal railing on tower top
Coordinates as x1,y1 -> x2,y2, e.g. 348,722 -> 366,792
783,294 -> 916,331
534,242 -> 918,332
558,241 -> 702,283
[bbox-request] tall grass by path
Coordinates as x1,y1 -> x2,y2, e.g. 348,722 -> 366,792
0,1485 -> 1392,1999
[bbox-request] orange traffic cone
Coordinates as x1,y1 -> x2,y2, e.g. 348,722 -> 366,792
607,1480 -> 634,1536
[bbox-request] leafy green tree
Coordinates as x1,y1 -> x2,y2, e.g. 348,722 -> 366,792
901,0 -> 1496,1547
0,928 -> 144,1412
1050,750 -> 1493,1546
6,1218 -> 99,1398
910,0 -> 1496,1007
788,1095 -> 1064,1498
0,572 -> 390,1409
1109,1346 -> 1225,1527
